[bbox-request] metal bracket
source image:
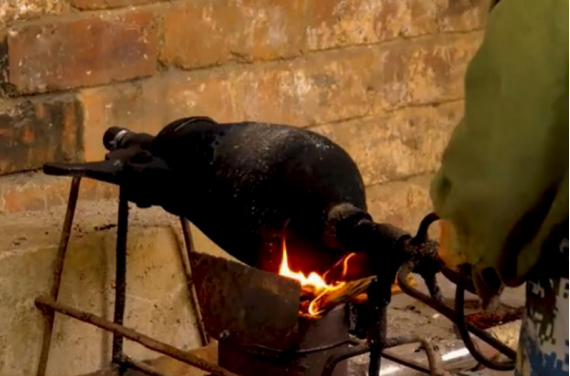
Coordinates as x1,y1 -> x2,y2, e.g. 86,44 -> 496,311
33,175 -> 218,376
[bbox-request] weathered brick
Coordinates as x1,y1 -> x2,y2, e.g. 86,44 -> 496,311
366,174 -> 436,234
69,0 -> 166,10
6,11 -> 158,94
231,46 -> 380,126
307,0 -> 439,50
0,0 -> 70,27
79,70 -> 238,161
80,32 -> 480,159
307,0 -> 488,51
438,0 -> 490,32
235,33 -> 479,126
161,0 -> 307,69
0,96 -> 82,175
376,33 -> 481,111
313,101 -> 463,186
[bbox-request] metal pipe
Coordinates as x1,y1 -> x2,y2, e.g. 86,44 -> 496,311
322,342 -> 371,376
382,336 -> 447,376
381,350 -> 431,375
396,266 -> 517,360
368,306 -> 387,376
322,335 -> 445,376
34,296 -> 242,376
36,177 -> 81,376
454,278 -> 515,371
112,190 -> 129,367
179,217 -> 210,346
419,338 -> 448,376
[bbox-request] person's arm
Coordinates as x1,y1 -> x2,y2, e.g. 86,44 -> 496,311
431,0 -> 568,300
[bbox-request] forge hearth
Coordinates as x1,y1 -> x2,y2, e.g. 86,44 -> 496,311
219,306 -> 349,376
191,251 -> 351,376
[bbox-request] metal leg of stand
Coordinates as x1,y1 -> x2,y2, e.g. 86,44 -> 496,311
112,189 -> 129,372
179,217 -> 209,346
368,306 -> 386,376
36,177 -> 81,376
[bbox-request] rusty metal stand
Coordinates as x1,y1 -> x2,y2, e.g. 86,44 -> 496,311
111,189 -> 129,373
33,171 -> 518,376
36,177 -> 81,376
35,296 -> 239,376
179,217 -> 210,346
34,178 -> 223,376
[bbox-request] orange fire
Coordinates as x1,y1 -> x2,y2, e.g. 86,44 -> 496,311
278,237 -> 355,316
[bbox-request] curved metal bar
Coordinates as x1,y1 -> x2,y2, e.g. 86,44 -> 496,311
322,342 -> 370,376
454,278 -> 515,371
179,217 -> 210,346
322,335 -> 448,376
241,339 -> 353,356
397,266 -> 517,360
411,212 -> 440,244
381,350 -> 431,375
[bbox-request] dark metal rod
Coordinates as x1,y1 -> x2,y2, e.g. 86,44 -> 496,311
112,190 -> 129,366
35,296 -> 242,376
368,306 -> 387,376
322,342 -> 371,376
121,355 -> 174,376
381,350 -> 431,375
419,338 -> 448,376
36,177 -> 81,376
412,212 -> 440,243
454,278 -> 515,371
382,335 -> 446,376
397,266 -> 517,360
322,334 -> 446,376
321,336 -> 420,376
241,339 -> 353,356
179,217 -> 209,346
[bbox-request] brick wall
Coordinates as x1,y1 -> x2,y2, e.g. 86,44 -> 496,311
0,0 -> 488,228
0,1 -> 490,375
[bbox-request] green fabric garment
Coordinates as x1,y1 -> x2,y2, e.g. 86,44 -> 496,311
431,0 -> 569,295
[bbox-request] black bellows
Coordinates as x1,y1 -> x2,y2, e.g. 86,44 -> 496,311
105,117 -> 376,275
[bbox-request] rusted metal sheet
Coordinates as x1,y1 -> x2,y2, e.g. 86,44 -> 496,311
190,251 -> 301,349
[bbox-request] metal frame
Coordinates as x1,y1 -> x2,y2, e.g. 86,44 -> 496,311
33,178 -> 519,376
325,335 -> 448,376
34,177 -> 219,376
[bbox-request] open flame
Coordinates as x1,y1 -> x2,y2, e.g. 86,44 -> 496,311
278,236 -> 355,316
